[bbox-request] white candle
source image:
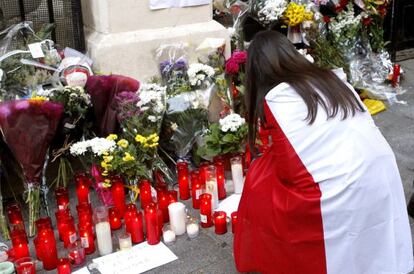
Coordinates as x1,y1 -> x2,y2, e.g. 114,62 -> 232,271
205,179 -> 219,209
96,221 -> 113,256
118,233 -> 132,251
231,158 -> 244,194
163,229 -> 176,244
186,223 -> 199,239
168,202 -> 186,235
204,165 -> 219,209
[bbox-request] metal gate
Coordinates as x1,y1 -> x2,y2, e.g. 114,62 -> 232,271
0,0 -> 85,51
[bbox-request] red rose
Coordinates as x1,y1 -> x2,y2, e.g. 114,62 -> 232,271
225,59 -> 240,75
323,16 -> 331,23
362,17 -> 373,26
231,50 -> 247,64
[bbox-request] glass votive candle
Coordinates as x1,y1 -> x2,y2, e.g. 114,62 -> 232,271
186,220 -> 199,239
57,258 -> 71,274
213,211 -> 227,235
231,211 -> 238,234
75,172 -> 91,205
14,257 -> 36,274
162,225 -> 176,246
108,207 -> 122,230
118,232 -> 132,251
35,217 -> 52,233
6,203 -> 24,227
55,186 -> 70,210
68,241 -> 86,267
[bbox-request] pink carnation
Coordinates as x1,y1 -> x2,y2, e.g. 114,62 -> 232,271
226,59 -> 240,75
231,51 -> 247,64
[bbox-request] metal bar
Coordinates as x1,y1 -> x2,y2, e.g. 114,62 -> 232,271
70,0 -> 86,51
18,0 -> 26,21
46,0 -> 56,42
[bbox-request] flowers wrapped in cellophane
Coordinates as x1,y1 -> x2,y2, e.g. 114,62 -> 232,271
47,86 -> 92,187
0,98 -> 63,236
156,42 -> 222,162
70,137 -> 116,206
86,74 -> 140,137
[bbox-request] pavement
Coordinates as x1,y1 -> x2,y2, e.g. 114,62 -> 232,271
1,59 -> 414,274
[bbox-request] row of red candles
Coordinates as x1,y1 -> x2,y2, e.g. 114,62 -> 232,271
5,157 -> 241,273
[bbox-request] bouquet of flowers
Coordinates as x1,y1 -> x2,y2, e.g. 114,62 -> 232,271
0,98 -> 63,236
86,74 -> 140,137
254,0 -> 289,26
198,113 -> 247,158
224,50 -> 247,116
47,86 -> 92,187
70,136 -> 116,205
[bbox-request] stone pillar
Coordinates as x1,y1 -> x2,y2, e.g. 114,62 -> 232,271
81,0 -> 229,80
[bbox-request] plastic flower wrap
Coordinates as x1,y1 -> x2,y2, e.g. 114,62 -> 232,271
255,0 -> 289,26
0,99 -> 63,236
47,86 -> 92,187
86,74 -> 140,137
198,113 -> 248,158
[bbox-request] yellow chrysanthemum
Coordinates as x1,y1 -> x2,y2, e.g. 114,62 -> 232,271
29,96 -> 48,102
106,134 -> 118,141
135,134 -> 146,143
122,152 -> 135,162
102,170 -> 109,177
101,161 -> 112,169
103,155 -> 113,162
117,139 -> 129,148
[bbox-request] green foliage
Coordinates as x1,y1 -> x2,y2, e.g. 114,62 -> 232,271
198,121 -> 248,158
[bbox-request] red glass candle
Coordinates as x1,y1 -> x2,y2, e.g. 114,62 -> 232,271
111,176 -> 126,217
127,212 -> 144,244
392,64 -> 401,87
124,203 -> 137,220
231,211 -> 238,234
55,186 -> 70,210
214,211 -> 227,235
214,160 -> 226,200
61,216 -> 77,248
108,207 -> 122,230
177,161 -> 190,200
68,240 -> 86,266
11,231 -> 30,259
125,206 -> 144,244
191,170 -> 203,209
57,258 -> 71,274
199,162 -> 210,185
6,203 -> 24,229
77,203 -> 93,228
35,217 -> 52,232
78,223 -> 95,255
139,180 -> 153,209
158,191 -> 170,223
37,228 -> 58,270
15,257 -> 36,274
168,190 -> 178,203
75,172 -> 91,205
144,204 -> 160,245
199,194 -> 213,228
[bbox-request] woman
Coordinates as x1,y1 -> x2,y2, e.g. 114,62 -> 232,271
234,30 -> 413,274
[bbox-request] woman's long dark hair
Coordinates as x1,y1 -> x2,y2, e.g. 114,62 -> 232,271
245,30 -> 365,152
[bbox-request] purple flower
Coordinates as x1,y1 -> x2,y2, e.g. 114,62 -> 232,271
115,91 -> 140,105
173,59 -> 188,71
160,60 -> 173,76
